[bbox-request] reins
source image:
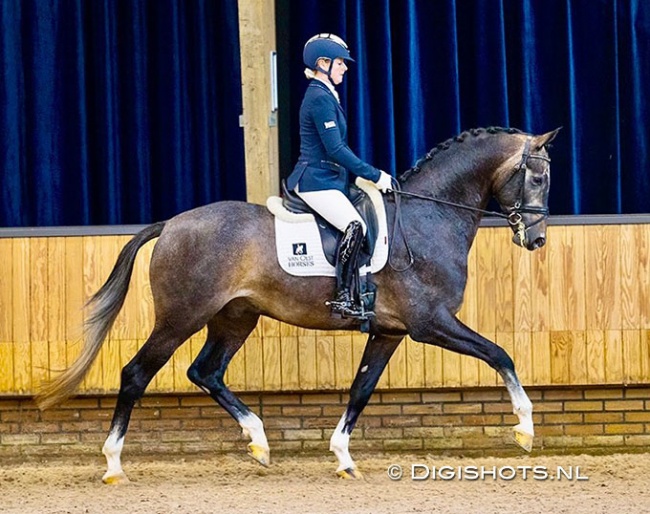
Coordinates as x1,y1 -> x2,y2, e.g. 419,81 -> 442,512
392,186 -> 513,220
387,137 -> 551,272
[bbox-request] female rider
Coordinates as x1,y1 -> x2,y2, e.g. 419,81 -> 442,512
286,33 -> 393,320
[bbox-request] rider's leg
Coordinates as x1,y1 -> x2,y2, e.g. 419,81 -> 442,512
295,188 -> 366,235
328,220 -> 367,318
295,189 -> 370,318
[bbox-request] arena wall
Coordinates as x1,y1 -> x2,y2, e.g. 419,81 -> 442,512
0,218 -> 649,456
1,221 -> 649,396
1,386 -> 649,461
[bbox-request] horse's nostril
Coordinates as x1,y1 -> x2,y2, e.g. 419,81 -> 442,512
533,237 -> 546,249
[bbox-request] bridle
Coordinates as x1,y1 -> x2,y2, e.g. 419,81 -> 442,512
388,137 -> 551,271
497,137 -> 551,227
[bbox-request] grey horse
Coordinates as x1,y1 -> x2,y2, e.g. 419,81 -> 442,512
37,126 -> 560,482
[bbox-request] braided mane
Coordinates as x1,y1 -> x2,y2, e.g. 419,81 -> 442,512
399,126 -> 528,183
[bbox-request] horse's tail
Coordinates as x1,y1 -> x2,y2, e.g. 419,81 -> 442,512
36,221 -> 166,410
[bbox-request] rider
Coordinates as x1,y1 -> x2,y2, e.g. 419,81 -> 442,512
286,33 -> 393,319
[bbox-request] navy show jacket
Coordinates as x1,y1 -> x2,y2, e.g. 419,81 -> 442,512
286,80 -> 381,194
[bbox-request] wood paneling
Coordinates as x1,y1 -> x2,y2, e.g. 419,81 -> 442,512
1,223 -> 649,396
0,239 -> 13,342
0,341 -> 14,394
585,225 -> 621,330
406,338 -> 425,388
12,239 -> 30,343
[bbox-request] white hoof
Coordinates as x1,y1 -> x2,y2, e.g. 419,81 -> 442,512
336,467 -> 363,480
102,471 -> 130,485
513,424 -> 534,452
247,443 -> 271,467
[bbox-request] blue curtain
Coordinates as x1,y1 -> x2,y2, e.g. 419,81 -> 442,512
0,0 -> 245,227
282,0 -> 649,215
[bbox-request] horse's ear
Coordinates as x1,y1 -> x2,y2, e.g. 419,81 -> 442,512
533,127 -> 562,149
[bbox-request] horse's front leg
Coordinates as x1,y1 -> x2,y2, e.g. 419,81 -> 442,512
411,312 -> 534,452
501,368 -> 535,451
330,334 -> 403,479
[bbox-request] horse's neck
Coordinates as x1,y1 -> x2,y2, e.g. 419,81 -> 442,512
395,141 -> 512,253
403,148 -> 498,213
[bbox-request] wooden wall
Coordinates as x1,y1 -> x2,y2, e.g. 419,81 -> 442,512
0,224 -> 649,396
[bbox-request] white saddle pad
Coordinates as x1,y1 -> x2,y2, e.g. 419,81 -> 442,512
266,178 -> 389,277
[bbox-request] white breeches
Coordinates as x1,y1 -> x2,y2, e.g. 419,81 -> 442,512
295,187 -> 366,234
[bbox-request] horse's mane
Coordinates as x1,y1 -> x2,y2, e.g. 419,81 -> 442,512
399,126 -> 528,183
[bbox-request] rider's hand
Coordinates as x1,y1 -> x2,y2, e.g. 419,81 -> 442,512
375,171 -> 393,193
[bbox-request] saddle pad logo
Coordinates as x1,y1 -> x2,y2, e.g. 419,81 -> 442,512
288,242 -> 315,268
324,121 -> 336,129
292,243 -> 307,255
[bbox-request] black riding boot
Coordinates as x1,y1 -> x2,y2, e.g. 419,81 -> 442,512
327,221 -> 372,319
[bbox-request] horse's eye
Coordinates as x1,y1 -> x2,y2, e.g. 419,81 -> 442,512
531,176 -> 544,186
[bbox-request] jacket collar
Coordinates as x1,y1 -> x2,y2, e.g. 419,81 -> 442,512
309,78 -> 340,103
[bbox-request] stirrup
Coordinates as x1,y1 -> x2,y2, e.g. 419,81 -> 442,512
326,299 -> 374,321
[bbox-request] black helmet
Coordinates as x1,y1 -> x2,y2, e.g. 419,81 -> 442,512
303,33 -> 354,70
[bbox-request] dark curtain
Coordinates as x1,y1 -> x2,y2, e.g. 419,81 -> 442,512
0,0 -> 245,227
279,0 -> 649,215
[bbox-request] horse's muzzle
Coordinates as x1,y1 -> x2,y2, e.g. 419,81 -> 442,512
512,233 -> 546,251
529,236 -> 546,250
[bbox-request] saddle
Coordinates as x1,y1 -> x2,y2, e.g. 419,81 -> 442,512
280,181 -> 379,268
267,179 -> 388,332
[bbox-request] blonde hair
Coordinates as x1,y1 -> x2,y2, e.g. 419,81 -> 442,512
304,67 -> 316,79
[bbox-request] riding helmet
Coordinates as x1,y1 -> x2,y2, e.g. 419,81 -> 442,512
303,33 -> 355,69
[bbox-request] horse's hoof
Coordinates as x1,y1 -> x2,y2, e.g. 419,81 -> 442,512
336,467 -> 363,480
513,425 -> 534,452
247,443 -> 270,467
102,472 -> 130,485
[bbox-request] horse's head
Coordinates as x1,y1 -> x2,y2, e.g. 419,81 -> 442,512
493,128 -> 561,251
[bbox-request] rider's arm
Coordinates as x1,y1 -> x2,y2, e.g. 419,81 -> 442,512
311,95 -> 382,183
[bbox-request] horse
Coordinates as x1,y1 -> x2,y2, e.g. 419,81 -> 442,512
36,126 -> 560,483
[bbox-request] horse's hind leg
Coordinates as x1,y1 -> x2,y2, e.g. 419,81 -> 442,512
186,303 -> 270,466
330,334 -> 402,478
103,323 -> 196,484
413,311 -> 534,452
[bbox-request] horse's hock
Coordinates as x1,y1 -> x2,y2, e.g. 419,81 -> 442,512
1,219 -> 649,459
